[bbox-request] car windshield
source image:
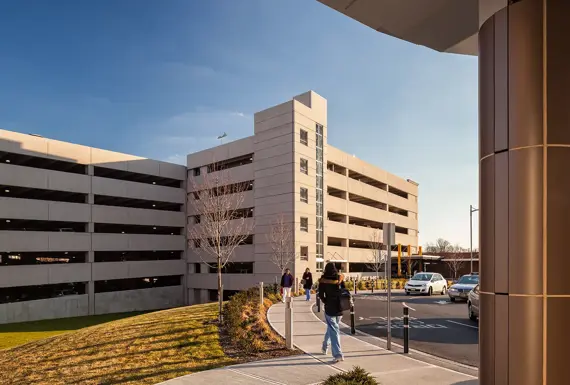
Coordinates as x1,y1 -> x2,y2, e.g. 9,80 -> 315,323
411,273 -> 433,281
457,275 -> 479,284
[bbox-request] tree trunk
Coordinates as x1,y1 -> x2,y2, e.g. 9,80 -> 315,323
218,261 -> 223,323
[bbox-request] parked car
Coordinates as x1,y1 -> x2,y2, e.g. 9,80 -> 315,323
404,272 -> 447,296
467,284 -> 480,321
448,274 -> 479,302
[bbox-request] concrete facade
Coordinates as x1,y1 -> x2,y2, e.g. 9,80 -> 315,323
0,129 -> 186,324
186,91 -> 419,297
0,91 -> 418,323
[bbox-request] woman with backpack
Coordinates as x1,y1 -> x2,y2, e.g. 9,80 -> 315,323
302,268 -> 313,301
318,262 -> 346,363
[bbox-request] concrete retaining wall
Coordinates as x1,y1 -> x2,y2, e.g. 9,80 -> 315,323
0,295 -> 89,324
94,285 -> 184,315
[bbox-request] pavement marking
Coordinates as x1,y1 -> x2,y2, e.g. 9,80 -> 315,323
435,300 -> 451,305
227,368 -> 286,384
446,320 -> 479,330
307,302 -> 478,379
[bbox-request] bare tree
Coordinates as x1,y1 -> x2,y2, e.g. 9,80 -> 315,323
188,164 -> 253,322
366,229 -> 385,279
424,238 -> 454,254
444,244 -> 467,280
267,213 -> 298,278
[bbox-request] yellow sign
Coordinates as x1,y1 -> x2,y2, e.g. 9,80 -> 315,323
397,244 -> 402,277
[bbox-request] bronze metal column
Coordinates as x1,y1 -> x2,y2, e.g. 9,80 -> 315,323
479,0 -> 570,384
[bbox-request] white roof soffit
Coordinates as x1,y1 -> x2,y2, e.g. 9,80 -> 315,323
317,0 -> 480,56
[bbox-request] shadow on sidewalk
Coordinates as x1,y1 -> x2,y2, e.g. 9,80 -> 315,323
453,381 -> 478,385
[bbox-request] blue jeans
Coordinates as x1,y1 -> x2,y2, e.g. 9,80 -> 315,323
323,314 -> 343,359
305,288 -> 311,300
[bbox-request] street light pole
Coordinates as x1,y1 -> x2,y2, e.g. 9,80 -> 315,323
469,205 -> 479,274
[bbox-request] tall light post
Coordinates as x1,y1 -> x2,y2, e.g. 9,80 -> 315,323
470,205 -> 479,274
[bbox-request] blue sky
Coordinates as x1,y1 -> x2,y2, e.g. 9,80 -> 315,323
0,0 -> 479,248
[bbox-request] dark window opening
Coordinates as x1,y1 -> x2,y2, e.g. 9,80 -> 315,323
0,282 -> 86,304
388,186 -> 409,199
194,235 -> 253,248
300,187 -> 308,203
191,180 -> 254,200
348,193 -> 387,210
348,263 -> 379,273
300,130 -> 308,146
94,195 -> 182,212
327,187 -> 346,199
0,151 -> 87,175
193,168 -> 201,176
300,158 -> 309,175
327,212 -> 346,223
300,246 -> 309,260
203,208 -> 253,222
327,237 -> 344,247
94,275 -> 182,293
193,215 -> 201,224
348,170 -> 387,190
0,251 -> 86,265
300,217 -> 308,232
0,219 -> 86,232
206,154 -> 253,173
194,263 -> 201,273
327,162 -> 346,176
93,166 -> 182,188
389,205 -> 409,217
0,185 -> 87,204
208,262 -> 254,274
94,223 -> 182,235
94,251 -> 182,262
348,216 -> 383,229
395,226 -> 409,235
349,239 -> 375,249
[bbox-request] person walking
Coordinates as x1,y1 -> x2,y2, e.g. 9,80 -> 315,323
302,268 -> 313,301
280,268 -> 294,303
318,262 -> 345,363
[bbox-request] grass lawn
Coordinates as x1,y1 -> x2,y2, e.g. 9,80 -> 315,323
0,303 -> 235,385
0,312 -> 147,350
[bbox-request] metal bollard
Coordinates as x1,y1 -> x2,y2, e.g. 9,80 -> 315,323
350,299 -> 356,335
316,293 -> 321,312
285,296 -> 294,349
259,282 -> 264,307
354,278 -> 357,295
371,280 -> 374,293
402,302 -> 415,354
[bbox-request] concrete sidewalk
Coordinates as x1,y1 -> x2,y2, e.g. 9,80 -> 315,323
157,298 -> 478,385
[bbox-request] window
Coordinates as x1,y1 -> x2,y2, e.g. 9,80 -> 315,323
300,187 -> 308,203
193,215 -> 201,224
300,217 -> 308,232
193,168 -> 201,176
300,130 -> 308,146
300,158 -> 308,175
193,239 -> 201,248
194,263 -> 201,274
316,261 -> 324,273
300,246 -> 309,261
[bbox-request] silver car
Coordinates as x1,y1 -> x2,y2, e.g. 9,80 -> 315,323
467,284 -> 480,321
447,274 -> 479,302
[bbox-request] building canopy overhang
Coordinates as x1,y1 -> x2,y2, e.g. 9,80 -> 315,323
316,0 -> 510,56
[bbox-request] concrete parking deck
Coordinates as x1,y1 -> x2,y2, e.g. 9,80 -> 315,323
157,298 -> 478,385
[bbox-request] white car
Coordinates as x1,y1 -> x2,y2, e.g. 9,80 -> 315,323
404,272 -> 447,296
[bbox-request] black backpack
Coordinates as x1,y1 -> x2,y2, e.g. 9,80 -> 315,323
339,286 -> 352,312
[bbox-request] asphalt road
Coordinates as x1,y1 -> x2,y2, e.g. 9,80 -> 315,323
350,292 -> 479,367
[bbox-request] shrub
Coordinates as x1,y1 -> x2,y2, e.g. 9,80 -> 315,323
344,281 -> 354,291
322,366 -> 379,385
223,287 -> 283,355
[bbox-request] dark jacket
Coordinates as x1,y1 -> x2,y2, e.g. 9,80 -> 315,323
302,272 -> 313,289
318,273 -> 345,317
280,273 -> 293,288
